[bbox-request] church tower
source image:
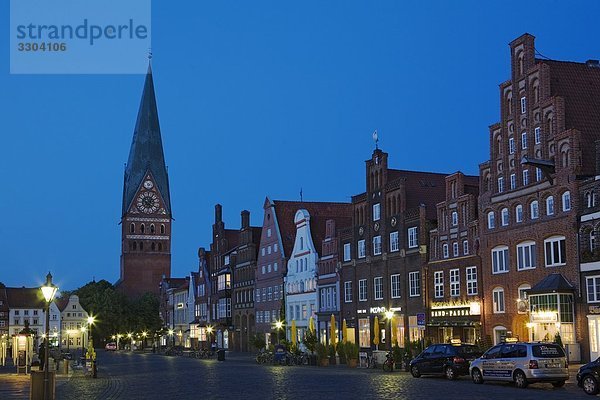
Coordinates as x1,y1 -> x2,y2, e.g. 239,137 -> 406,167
118,64 -> 172,297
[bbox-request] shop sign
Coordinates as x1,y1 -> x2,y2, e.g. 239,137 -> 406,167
368,306 -> 402,315
430,308 -> 471,317
589,305 -> 600,315
530,311 -> 558,323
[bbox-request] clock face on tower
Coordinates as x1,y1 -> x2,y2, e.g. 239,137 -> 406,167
136,191 -> 160,214
143,180 -> 154,189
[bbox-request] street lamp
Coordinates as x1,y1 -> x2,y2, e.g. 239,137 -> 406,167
86,316 -> 95,349
80,327 -> 86,358
275,320 -> 283,345
385,311 -> 394,351
141,331 -> 147,350
40,272 -> 58,400
116,334 -> 122,351
168,329 -> 174,347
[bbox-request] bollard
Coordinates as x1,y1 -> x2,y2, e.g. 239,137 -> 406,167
92,360 -> 97,378
63,359 -> 69,375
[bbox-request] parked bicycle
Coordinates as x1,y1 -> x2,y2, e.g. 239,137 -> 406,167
382,351 -> 395,372
255,350 -> 273,364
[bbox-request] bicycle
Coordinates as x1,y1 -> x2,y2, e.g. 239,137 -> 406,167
382,351 -> 394,372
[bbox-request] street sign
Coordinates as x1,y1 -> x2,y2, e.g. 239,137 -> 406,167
417,313 -> 426,329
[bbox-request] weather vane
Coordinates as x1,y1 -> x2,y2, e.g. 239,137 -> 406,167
373,130 -> 379,150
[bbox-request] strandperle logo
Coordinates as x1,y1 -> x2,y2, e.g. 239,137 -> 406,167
15,19 -> 149,46
10,0 -> 151,74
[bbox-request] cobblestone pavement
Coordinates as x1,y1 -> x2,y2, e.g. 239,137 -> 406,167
0,352 -> 594,399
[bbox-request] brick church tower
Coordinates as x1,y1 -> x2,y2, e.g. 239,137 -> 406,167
117,64 -> 172,297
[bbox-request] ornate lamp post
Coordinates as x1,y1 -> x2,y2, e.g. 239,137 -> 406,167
86,316 -> 95,349
40,272 -> 58,400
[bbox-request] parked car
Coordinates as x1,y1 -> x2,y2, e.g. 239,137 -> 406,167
410,343 -> 482,380
577,357 -> 600,395
469,342 -> 568,388
105,342 -> 117,351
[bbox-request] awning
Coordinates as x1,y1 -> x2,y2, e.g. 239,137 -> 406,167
528,273 -> 575,295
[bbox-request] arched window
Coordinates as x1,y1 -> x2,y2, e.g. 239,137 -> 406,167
300,237 -> 304,250
517,51 -> 524,75
140,224 -> 145,234
501,208 -> 509,226
487,211 -> 495,229
161,224 -> 165,234
544,235 -> 566,266
151,242 -> 156,251
130,223 -> 135,233
546,196 -> 554,216
591,230 -> 597,252
158,243 -> 163,251
560,144 -> 570,169
451,211 -> 458,226
587,192 -> 593,208
150,224 -> 155,234
493,325 -> 507,345
516,240 -> 536,270
506,92 -> 513,115
492,287 -> 505,314
515,204 -> 523,223
562,191 -> 571,212
530,201 -> 539,219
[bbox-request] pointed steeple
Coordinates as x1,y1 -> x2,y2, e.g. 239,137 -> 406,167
122,64 -> 171,217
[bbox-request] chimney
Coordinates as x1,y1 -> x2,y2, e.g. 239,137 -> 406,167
215,204 -> 222,223
241,210 -> 250,229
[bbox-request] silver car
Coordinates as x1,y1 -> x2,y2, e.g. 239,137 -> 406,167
469,342 -> 568,388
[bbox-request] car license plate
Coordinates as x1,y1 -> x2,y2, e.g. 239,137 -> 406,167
545,363 -> 560,368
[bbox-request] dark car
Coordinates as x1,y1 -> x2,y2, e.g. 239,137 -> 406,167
577,357 -> 600,395
410,343 -> 482,380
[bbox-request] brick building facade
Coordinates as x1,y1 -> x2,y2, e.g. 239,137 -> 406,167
340,148 -> 445,351
426,172 -> 481,344
479,33 -> 600,362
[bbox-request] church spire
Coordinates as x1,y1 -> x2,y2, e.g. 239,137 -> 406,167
122,64 -> 171,217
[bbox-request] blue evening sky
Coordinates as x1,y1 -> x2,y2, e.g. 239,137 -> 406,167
1,1 -> 599,290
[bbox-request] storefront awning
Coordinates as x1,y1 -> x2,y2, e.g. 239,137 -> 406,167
528,273 -> 575,295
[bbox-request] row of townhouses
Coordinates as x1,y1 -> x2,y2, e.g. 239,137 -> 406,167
154,33 -> 600,363
0,285 -> 90,351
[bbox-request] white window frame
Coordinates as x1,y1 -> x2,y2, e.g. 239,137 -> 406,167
530,201 -> 539,219
562,191 -> 571,212
501,208 -> 509,226
390,231 -> 399,252
358,240 -> 366,259
373,203 -> 381,221
492,245 -> 509,274
358,279 -> 367,302
451,211 -> 458,226
343,243 -> 351,262
374,277 -> 383,300
520,96 -> 526,114
391,274 -> 401,298
587,276 -> 600,303
463,240 -> 469,255
546,196 -> 554,216
523,169 -> 529,186
516,204 -> 523,223
442,243 -> 449,259
487,211 -> 495,229
408,227 -> 418,249
534,127 -> 541,144
516,241 -> 536,271
493,287 -> 505,313
373,235 -> 382,256
521,131 -> 528,149
408,272 -> 420,297
452,242 -> 459,257
434,271 -> 444,298
509,137 -> 515,154
466,266 -> 477,295
536,167 -> 543,182
450,269 -> 460,297
498,176 -> 504,193
344,281 -> 353,303
510,173 -> 516,190
544,235 -> 566,267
